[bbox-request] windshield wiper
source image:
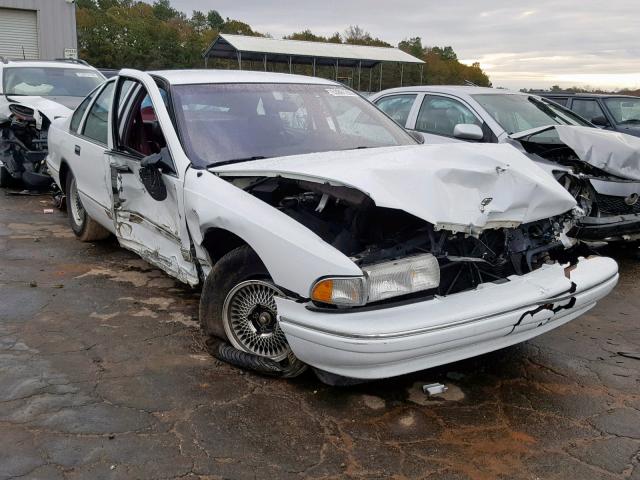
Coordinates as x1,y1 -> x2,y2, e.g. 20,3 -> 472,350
208,156 -> 268,168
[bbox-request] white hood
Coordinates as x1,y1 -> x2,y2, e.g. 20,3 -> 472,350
211,144 -> 577,232
7,96 -> 74,123
512,125 -> 640,181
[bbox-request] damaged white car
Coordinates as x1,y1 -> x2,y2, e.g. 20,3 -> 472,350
47,70 -> 619,384
0,58 -> 104,188
371,86 -> 640,244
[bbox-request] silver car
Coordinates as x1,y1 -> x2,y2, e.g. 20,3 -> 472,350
370,86 -> 640,244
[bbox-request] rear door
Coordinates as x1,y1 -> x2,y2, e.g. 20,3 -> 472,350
68,80 -> 115,229
107,75 -> 198,285
373,93 -> 419,128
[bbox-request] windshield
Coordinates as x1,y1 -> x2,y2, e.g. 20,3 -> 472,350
472,94 -> 592,135
2,67 -> 104,97
604,97 -> 640,125
171,83 -> 416,167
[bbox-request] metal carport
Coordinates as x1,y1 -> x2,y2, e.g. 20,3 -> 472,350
203,34 -> 424,91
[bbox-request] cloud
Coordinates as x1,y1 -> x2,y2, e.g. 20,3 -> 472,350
166,0 -> 640,90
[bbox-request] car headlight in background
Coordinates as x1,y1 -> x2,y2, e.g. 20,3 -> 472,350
310,254 -> 440,307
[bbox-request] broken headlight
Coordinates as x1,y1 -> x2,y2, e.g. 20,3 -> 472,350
310,254 -> 440,307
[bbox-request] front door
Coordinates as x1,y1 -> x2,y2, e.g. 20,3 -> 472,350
108,76 -> 198,285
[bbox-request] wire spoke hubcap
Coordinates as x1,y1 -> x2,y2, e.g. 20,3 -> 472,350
69,178 -> 85,227
222,280 -> 291,361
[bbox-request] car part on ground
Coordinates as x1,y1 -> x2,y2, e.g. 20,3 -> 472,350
0,104 -> 52,188
46,69 -> 619,383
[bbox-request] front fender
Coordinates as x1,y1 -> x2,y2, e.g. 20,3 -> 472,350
183,168 -> 362,297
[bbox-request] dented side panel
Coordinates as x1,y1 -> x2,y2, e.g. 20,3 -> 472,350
184,168 -> 362,297
109,155 -> 198,285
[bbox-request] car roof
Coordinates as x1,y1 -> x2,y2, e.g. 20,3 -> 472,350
149,69 -> 339,86
373,85 -> 524,97
1,59 -> 98,70
537,92 -> 638,99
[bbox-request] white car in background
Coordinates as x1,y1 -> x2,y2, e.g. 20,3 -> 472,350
46,70 -> 618,384
0,58 -> 104,187
370,86 -> 640,244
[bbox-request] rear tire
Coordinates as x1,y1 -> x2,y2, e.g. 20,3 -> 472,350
199,245 -> 306,377
65,171 -> 110,242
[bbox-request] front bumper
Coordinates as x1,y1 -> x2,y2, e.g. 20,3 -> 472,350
574,213 -> 640,242
277,256 -> 618,380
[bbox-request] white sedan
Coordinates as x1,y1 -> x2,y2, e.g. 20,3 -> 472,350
47,69 -> 618,384
370,86 -> 640,244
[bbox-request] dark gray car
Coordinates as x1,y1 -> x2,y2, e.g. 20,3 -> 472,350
539,93 -> 640,138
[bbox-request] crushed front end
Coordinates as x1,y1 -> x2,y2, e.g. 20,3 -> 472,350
516,126 -> 640,243
0,104 -> 52,188
231,175 -> 618,381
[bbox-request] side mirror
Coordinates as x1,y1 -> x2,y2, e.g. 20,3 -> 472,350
139,147 -> 171,201
591,115 -> 609,127
453,123 -> 484,141
406,130 -> 425,144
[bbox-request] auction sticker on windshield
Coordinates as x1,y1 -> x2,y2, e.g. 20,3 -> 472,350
326,88 -> 357,97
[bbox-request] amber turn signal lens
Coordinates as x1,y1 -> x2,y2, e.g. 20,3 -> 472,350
310,277 -> 366,306
311,279 -> 334,303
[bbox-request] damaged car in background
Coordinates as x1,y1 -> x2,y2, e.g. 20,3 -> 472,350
47,69 -> 619,384
371,86 -> 640,244
0,58 -> 104,188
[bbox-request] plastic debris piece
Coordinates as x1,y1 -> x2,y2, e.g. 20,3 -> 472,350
422,383 -> 448,396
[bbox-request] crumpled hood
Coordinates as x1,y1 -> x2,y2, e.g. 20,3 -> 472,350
211,144 -> 577,232
512,125 -> 640,180
6,95 -> 76,121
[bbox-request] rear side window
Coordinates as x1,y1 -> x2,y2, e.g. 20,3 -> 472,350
415,95 -> 481,137
375,94 -> 416,127
70,90 -> 97,133
571,99 -> 606,123
82,82 -> 114,145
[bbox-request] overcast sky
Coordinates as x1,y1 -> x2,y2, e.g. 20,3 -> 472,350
167,0 -> 640,90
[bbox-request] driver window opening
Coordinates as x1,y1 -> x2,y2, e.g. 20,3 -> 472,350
121,85 -> 167,157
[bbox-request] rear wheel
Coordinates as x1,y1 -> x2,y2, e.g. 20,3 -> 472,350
65,171 -> 110,242
200,245 -> 306,377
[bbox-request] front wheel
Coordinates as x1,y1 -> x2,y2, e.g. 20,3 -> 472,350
65,171 -> 110,242
199,245 -> 306,377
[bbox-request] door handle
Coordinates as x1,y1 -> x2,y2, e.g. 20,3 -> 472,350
74,145 -> 81,155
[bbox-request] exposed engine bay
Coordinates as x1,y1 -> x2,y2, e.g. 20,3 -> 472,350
229,175 -> 584,303
0,104 -> 52,188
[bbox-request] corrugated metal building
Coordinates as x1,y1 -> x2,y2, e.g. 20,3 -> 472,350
0,0 -> 77,60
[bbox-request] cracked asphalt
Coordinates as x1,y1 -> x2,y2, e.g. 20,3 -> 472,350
1,191 -> 639,480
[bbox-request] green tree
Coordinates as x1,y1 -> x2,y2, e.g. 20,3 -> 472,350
221,18 -> 261,36
206,10 -> 224,30
398,37 -> 424,58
